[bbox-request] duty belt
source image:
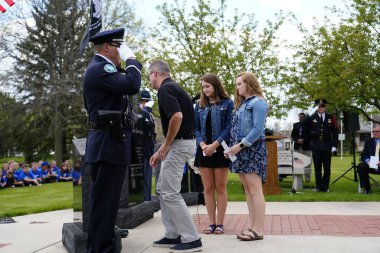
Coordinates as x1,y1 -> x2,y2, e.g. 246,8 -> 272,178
318,136 -> 331,141
89,122 -> 107,130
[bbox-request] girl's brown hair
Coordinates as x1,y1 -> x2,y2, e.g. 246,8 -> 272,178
199,73 -> 230,108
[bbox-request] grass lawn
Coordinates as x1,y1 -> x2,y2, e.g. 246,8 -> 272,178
1,155 -> 379,217
229,154 -> 380,201
0,182 -> 73,217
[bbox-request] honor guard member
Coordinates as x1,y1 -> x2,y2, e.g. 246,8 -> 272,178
83,27 -> 142,253
305,99 -> 338,192
139,90 -> 156,202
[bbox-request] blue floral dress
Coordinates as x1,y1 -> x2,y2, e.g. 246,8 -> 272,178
229,110 -> 267,183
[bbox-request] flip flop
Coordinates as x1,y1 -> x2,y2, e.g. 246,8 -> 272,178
214,224 -> 224,234
237,229 -> 264,241
203,224 -> 216,234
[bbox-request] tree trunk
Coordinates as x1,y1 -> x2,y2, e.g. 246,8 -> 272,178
54,122 -> 63,165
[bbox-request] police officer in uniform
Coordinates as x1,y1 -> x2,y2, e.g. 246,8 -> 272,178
139,90 -> 156,202
305,99 -> 338,192
83,28 -> 142,253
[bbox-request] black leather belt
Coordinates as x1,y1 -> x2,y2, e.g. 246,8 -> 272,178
89,122 -> 107,130
175,133 -> 194,140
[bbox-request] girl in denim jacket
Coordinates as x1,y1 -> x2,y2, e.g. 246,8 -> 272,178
226,72 -> 268,241
194,73 -> 233,234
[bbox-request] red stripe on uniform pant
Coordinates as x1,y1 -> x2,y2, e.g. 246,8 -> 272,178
4,0 -> 15,7
0,4 -> 6,13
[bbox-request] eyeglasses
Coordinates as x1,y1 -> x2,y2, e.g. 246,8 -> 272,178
147,71 -> 156,81
107,43 -> 121,48
372,130 -> 380,133
318,104 -> 326,108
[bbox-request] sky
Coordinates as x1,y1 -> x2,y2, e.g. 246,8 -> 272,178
0,0 -> 349,129
134,0 -> 347,55
132,0 -> 348,129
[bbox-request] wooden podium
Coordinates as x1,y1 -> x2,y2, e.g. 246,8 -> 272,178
263,136 -> 284,195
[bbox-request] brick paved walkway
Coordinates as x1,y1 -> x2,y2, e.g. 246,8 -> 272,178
194,214 -> 380,237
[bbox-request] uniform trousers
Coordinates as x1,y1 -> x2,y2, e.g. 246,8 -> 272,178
156,139 -> 200,243
87,162 -> 126,253
143,157 -> 153,201
312,150 -> 331,191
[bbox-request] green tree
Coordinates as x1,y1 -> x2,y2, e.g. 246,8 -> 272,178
149,0 -> 288,116
286,0 -> 380,123
2,0 -> 147,162
10,0 -> 90,163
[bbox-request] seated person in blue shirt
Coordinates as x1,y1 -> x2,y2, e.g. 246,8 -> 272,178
29,162 -> 43,184
9,162 -> 24,187
19,164 -> 41,186
59,162 -> 73,182
72,160 -> 82,186
4,170 -> 15,188
357,124 -> 380,194
50,160 -> 60,181
40,161 -> 56,183
0,170 -> 6,189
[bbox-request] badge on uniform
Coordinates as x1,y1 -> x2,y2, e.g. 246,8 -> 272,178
104,64 -> 117,73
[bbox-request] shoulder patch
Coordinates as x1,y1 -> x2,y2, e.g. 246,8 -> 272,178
104,64 -> 117,73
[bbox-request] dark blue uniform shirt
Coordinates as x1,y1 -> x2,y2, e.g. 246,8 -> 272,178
83,55 -> 142,166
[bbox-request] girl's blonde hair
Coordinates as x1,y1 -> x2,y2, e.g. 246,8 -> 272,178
234,72 -> 266,110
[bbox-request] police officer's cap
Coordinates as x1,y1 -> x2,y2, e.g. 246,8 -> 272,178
140,90 -> 152,101
89,28 -> 125,45
314,98 -> 327,105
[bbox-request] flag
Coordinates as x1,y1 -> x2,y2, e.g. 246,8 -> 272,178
4,0 -> 14,6
0,0 -> 15,13
0,5 -> 6,13
79,0 -> 102,56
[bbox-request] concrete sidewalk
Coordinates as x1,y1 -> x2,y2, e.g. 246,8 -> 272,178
1,202 -> 380,253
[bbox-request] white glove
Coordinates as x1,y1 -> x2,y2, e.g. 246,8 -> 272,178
117,43 -> 135,61
145,100 -> 154,108
331,147 -> 337,153
309,105 -> 319,116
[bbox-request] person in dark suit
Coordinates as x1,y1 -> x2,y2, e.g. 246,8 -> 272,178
305,99 -> 338,192
291,112 -> 312,182
357,125 -> 380,194
83,28 -> 142,253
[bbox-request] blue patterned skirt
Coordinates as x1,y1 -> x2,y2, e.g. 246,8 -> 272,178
230,140 -> 267,183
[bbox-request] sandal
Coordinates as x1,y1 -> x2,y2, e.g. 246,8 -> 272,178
203,224 -> 216,234
237,229 -> 264,241
214,224 -> 224,234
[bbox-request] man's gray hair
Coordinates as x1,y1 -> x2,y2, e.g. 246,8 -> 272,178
149,60 -> 171,75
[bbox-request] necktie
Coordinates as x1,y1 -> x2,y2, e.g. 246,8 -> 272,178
376,141 -> 380,158
320,114 -> 323,121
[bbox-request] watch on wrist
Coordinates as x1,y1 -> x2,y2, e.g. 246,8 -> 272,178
239,142 -> 245,149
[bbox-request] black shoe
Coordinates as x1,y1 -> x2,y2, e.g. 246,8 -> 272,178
363,189 -> 372,194
323,189 -> 329,193
169,238 -> 202,252
153,236 -> 181,248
